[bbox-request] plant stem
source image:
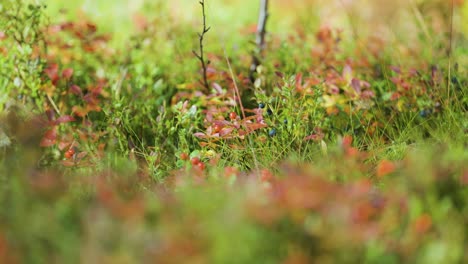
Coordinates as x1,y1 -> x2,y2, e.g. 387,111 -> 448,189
250,0 -> 269,82
193,0 -> 211,91
446,0 -> 454,103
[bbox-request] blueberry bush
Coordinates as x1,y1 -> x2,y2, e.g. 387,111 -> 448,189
0,0 -> 467,263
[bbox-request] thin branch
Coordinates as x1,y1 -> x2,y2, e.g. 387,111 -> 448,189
446,0 -> 454,102
46,93 -> 61,116
193,0 -> 211,91
250,0 -> 269,82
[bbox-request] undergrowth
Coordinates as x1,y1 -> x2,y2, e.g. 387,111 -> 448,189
0,0 -> 467,263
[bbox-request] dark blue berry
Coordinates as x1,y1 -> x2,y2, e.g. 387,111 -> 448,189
419,109 -> 432,118
283,119 -> 288,124
259,103 -> 265,109
267,109 -> 273,116
268,128 -> 277,137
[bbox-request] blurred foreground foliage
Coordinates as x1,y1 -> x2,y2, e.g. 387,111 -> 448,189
0,0 -> 467,263
1,117 -> 467,263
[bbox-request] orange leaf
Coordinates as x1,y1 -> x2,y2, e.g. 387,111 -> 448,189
244,122 -> 267,132
376,159 -> 396,178
72,106 -> 88,117
413,214 -> 432,234
342,135 -> 353,149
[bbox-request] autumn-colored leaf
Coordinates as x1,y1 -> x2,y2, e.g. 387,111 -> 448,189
352,202 -> 376,223
132,13 -> 149,31
72,106 -> 89,117
211,82 -> 224,94
40,128 -> 57,147
342,64 -> 353,83
44,63 -> 59,85
219,127 -> 234,137
351,78 -> 361,94
376,159 -> 396,178
45,109 -> 55,122
342,135 -> 353,149
62,68 -> 74,79
54,115 -> 75,125
304,128 -> 324,142
346,147 -> 360,158
69,84 -> 83,96
193,132 -> 207,139
239,23 -> 257,35
86,23 -> 97,33
413,214 -> 432,234
244,122 -> 267,132
295,72 -> 303,92
461,170 -> 468,186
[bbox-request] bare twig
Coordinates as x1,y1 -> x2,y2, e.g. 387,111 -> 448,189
250,0 -> 269,82
446,0 -> 454,102
193,0 -> 211,91
46,94 -> 61,116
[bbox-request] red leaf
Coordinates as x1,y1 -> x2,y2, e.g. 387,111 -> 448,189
295,72 -> 303,91
361,90 -> 375,99
390,66 -> 401,74
342,135 -> 353,149
45,109 -> 55,122
69,84 -> 83,96
219,127 -> 234,137
390,92 -> 401,101
193,132 -> 207,138
44,64 -> 59,85
304,134 -> 322,142
211,82 -> 223,94
304,127 -> 324,142
376,160 -> 396,178
54,115 -> 75,125
58,141 -> 72,151
40,128 -> 57,147
62,68 -> 74,79
351,78 -> 361,94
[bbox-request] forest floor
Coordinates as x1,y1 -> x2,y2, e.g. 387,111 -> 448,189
0,0 -> 467,263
